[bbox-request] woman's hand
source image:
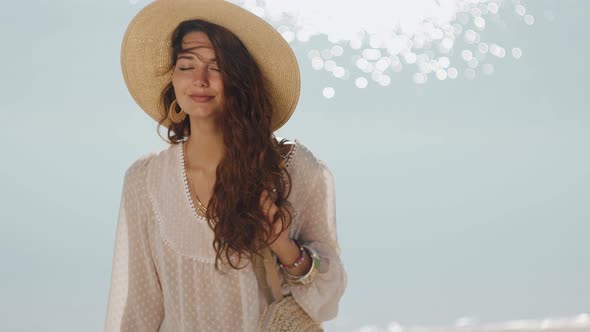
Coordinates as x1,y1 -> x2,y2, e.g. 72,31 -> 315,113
259,189 -> 293,252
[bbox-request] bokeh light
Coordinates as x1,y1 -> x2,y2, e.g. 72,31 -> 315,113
133,0 -> 536,96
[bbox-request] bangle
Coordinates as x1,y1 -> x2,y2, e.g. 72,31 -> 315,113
281,245 -> 320,285
277,239 -> 305,271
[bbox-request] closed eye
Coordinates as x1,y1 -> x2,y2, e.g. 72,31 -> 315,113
179,67 -> 219,71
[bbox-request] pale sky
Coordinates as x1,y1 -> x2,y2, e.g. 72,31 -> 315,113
0,1 -> 588,331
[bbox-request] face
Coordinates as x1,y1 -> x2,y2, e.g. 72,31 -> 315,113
172,31 -> 224,118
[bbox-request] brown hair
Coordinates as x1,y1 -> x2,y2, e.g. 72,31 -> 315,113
155,19 -> 294,274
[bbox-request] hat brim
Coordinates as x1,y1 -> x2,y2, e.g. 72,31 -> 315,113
121,0 -> 301,132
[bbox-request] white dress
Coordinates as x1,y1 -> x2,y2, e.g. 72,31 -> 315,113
104,138 -> 348,332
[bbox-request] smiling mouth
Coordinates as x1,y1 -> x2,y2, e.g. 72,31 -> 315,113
190,95 -> 214,102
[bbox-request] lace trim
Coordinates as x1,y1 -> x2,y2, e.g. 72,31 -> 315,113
283,138 -> 299,169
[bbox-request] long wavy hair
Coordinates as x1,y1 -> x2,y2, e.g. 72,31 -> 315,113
155,19 -> 294,274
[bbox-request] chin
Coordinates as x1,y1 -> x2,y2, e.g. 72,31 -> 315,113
186,107 -> 221,117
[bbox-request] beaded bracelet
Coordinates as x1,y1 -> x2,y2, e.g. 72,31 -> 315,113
277,239 -> 305,271
281,245 -> 320,285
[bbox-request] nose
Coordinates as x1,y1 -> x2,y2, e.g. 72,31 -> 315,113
192,66 -> 209,87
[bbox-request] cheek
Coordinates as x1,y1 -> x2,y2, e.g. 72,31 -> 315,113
172,68 -> 190,79
213,75 -> 224,90
172,73 -> 189,89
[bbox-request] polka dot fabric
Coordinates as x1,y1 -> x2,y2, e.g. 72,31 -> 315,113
104,139 -> 347,331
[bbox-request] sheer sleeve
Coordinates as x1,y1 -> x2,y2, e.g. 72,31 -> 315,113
104,155 -> 164,331
288,158 -> 348,322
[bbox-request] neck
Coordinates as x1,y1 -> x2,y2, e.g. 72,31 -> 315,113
184,117 -> 224,174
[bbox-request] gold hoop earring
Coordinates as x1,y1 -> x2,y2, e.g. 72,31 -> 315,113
168,99 -> 187,124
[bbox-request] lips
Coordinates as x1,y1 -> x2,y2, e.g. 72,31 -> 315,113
190,95 -> 213,102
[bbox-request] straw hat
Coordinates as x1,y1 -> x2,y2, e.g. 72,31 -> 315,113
120,0 -> 301,132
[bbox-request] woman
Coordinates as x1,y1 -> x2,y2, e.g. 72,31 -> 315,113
105,0 -> 347,331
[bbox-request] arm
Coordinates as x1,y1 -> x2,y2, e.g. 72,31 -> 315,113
286,159 -> 348,322
104,157 -> 164,331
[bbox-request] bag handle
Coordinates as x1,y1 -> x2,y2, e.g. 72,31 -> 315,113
252,238 -> 284,304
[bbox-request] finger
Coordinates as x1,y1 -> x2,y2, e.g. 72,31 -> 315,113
276,205 -> 294,230
267,204 -> 278,223
261,190 -> 277,215
259,190 -> 270,214
261,221 -> 270,236
259,189 -> 269,206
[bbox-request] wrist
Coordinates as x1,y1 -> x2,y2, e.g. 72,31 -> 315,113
277,239 -> 306,270
281,245 -> 320,285
273,238 -> 300,266
274,239 -> 313,278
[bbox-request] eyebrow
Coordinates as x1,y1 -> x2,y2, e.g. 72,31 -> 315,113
177,47 -> 217,63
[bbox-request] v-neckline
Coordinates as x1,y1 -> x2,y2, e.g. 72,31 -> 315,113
177,139 -> 299,223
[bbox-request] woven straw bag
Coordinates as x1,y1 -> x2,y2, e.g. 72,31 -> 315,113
252,242 -> 324,332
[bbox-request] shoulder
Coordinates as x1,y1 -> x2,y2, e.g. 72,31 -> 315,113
123,145 -> 171,185
282,138 -> 331,177
284,140 -> 335,195
125,152 -> 155,176
294,142 -> 335,194
290,139 -> 321,166
276,136 -> 296,159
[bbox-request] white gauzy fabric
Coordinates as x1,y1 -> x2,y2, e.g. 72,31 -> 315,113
104,139 -> 348,332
